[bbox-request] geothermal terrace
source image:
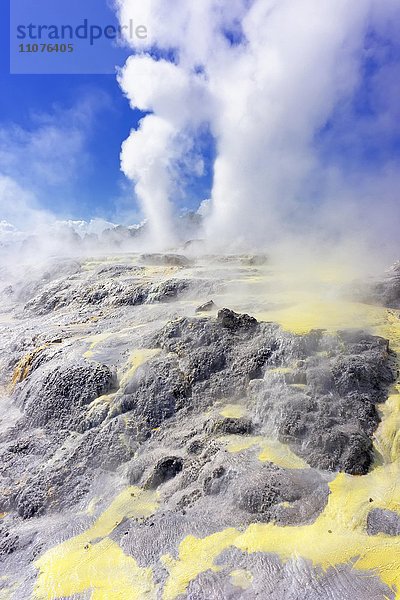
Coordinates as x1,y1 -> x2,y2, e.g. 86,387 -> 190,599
0,253 -> 399,599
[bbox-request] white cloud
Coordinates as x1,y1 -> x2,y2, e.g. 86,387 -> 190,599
118,56 -> 212,247
0,95 -> 106,240
0,99 -> 97,199
0,219 -> 26,243
54,219 -> 117,238
116,0 -> 400,262
0,174 -> 53,232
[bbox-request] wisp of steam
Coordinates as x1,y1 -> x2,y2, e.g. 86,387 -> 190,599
116,0 -> 400,265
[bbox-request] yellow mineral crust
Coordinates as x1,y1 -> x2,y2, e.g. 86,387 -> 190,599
219,404 -> 247,419
161,529 -> 239,600
222,435 -> 308,469
31,263 -> 400,599
160,306 -> 400,599
34,487 -> 159,600
11,345 -> 48,387
83,333 -> 114,359
161,460 -> 400,599
119,349 -> 160,388
229,569 -> 253,590
256,300 -> 385,335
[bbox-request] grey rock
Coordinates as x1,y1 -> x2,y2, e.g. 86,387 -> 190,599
217,308 -> 258,330
233,463 -> 328,524
195,300 -> 217,313
367,508 -> 400,536
144,456 -> 184,489
139,253 -> 192,267
205,417 -> 253,436
16,361 -> 116,431
1,250 -> 399,600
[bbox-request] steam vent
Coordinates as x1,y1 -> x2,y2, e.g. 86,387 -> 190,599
0,253 -> 399,599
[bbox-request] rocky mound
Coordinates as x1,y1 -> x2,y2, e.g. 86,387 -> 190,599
0,255 -> 398,600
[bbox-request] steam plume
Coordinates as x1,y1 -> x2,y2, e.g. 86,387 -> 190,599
116,0 -> 400,262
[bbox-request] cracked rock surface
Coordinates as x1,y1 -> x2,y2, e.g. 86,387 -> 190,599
0,252 -> 398,599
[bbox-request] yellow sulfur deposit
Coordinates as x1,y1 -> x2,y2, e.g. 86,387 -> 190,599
222,434 -> 308,469
34,487 -> 159,600
11,345 -> 48,387
83,333 -> 113,359
161,306 -> 400,599
219,404 -> 247,419
229,569 -> 253,590
221,434 -> 264,454
257,439 -> 309,469
375,391 -> 400,464
119,349 -> 160,388
256,300 -> 385,335
162,460 -> 400,599
161,529 -> 239,600
31,261 -> 400,599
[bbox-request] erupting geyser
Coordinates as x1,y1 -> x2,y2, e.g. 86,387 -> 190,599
116,0 -> 400,262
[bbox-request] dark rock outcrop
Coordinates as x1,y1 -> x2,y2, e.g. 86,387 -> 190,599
144,457 -> 184,489
15,361 -> 116,431
195,300 -> 217,313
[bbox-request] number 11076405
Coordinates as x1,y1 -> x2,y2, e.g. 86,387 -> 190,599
19,43 -> 74,53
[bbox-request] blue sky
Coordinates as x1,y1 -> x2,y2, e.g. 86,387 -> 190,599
1,0 -> 215,226
1,0 -> 145,223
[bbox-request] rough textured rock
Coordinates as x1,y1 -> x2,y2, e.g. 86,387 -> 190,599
188,549 -> 395,600
355,262 -> 400,308
217,308 -> 258,330
20,260 -> 216,315
0,253 -> 398,600
144,456 -> 184,489
22,276 -> 195,314
233,463 -> 329,524
367,508 -> 400,536
195,300 -> 217,313
139,253 -> 192,267
15,361 -> 116,430
252,330 -> 395,474
206,416 -> 254,435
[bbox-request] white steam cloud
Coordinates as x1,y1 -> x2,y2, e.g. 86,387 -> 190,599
116,0 -> 400,261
